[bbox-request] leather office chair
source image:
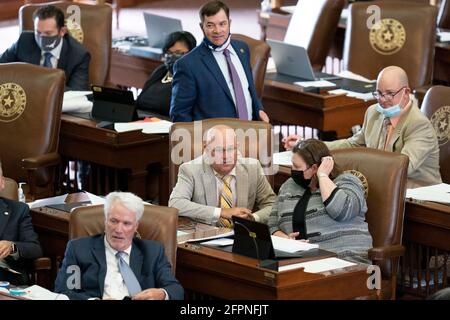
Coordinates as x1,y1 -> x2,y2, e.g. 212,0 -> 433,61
231,34 -> 270,99
332,148 -> 409,299
343,1 -> 438,89
438,0 -> 450,29
19,1 -> 112,87
69,204 -> 179,271
0,62 -> 65,200
420,85 -> 450,184
0,177 -> 52,287
169,118 -> 274,191
283,0 -> 346,70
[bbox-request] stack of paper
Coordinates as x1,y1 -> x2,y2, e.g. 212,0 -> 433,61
114,118 -> 173,134
22,285 -> 69,300
63,91 -> 93,113
328,88 -> 374,101
271,235 -> 319,253
406,183 -> 450,204
294,80 -> 337,88
437,31 -> 450,42
279,257 -> 356,273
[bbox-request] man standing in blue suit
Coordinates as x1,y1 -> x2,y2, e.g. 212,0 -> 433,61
55,192 -> 184,300
170,0 -> 269,122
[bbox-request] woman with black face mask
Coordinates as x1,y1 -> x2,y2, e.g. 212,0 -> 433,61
268,139 -> 373,264
136,31 -> 196,117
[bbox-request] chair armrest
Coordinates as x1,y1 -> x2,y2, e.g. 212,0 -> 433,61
368,244 -> 405,261
22,153 -> 60,170
33,257 -> 51,271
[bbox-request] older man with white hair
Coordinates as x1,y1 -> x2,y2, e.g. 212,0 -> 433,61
55,191 -> 183,300
169,125 -> 276,226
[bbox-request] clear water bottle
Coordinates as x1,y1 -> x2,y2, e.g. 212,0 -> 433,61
261,0 -> 271,12
18,182 -> 26,203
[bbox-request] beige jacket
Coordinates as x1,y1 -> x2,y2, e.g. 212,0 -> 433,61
325,102 -> 442,185
169,155 -> 276,225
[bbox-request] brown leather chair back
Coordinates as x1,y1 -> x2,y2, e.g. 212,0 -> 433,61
0,177 -> 19,201
231,34 -> 270,99
438,0 -> 450,28
343,1 -> 437,89
421,85 -> 450,183
332,148 -> 408,278
69,204 -> 179,270
0,62 -> 64,190
19,1 -> 112,86
169,118 -> 274,190
284,0 -> 345,70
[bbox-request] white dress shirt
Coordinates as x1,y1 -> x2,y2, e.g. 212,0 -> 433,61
39,38 -> 63,69
103,237 -> 132,300
212,45 -> 253,120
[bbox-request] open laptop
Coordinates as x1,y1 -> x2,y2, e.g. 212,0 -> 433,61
143,12 -> 183,48
267,39 -> 376,93
232,216 -> 317,260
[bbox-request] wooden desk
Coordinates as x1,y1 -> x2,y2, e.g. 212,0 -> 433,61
30,204 -> 376,299
263,77 -> 373,139
59,114 -> 169,203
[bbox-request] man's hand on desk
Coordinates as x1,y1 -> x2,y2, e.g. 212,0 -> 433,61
221,207 -> 254,221
132,288 -> 166,300
259,110 -> 270,123
282,134 -> 302,150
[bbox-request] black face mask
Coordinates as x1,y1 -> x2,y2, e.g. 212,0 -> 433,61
291,169 -> 311,189
164,53 -> 184,74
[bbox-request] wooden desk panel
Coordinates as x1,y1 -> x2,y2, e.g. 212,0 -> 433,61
59,114 -> 169,203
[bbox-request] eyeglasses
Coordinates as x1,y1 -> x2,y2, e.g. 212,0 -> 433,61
372,87 -> 405,101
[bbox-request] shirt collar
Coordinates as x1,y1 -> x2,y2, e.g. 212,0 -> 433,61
104,235 -> 132,256
213,167 -> 236,179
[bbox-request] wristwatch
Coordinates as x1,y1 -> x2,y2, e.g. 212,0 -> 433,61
10,242 -> 17,255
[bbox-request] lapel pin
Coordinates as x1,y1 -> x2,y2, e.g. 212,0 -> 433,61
4,212 -> 9,215
240,48 -> 244,53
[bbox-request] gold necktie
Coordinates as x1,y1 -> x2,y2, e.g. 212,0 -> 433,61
379,117 -> 392,150
219,175 -> 233,228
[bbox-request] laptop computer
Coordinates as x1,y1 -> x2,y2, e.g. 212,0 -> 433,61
143,12 -> 183,48
267,39 -> 376,93
232,216 -> 318,260
91,86 -> 139,128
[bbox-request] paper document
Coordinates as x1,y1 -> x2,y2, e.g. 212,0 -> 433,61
328,88 -> 374,101
177,230 -> 189,237
201,238 -> 234,247
336,71 -> 375,83
279,257 -> 356,273
114,119 -> 173,134
183,230 -> 234,244
29,194 -> 68,209
266,57 -> 276,73
406,183 -> 450,204
22,285 -> 69,300
294,80 -> 337,88
271,235 -> 319,253
63,91 -> 93,113
83,191 -> 105,205
273,151 -> 293,166
437,31 -> 450,42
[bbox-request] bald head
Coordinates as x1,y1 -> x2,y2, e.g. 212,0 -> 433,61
204,125 -> 238,175
377,66 -> 409,90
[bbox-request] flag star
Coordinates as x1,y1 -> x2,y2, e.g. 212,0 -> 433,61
3,95 -> 13,107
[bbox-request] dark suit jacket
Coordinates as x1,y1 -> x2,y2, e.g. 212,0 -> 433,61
54,234 -> 184,300
170,39 -> 262,122
0,197 -> 43,281
0,31 -> 90,91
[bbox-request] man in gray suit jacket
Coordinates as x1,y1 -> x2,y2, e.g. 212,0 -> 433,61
169,125 -> 276,226
0,5 -> 90,91
284,66 -> 442,185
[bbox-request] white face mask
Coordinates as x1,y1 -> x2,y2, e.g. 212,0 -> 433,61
375,89 -> 405,118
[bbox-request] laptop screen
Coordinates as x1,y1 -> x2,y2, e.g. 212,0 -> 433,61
143,12 -> 183,48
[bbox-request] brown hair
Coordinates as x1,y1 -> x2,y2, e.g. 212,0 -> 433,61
199,1 -> 230,22
292,139 -> 341,179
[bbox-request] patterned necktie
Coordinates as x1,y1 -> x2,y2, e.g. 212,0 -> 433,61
223,48 -> 249,120
116,251 -> 142,296
378,117 -> 392,150
219,175 -> 234,228
43,52 -> 53,68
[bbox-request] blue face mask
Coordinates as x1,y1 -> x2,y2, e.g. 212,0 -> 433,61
375,103 -> 402,118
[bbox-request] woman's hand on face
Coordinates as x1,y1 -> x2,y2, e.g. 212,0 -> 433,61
317,156 -> 334,177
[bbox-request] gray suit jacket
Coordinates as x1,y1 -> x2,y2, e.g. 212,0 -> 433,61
169,156 -> 276,225
325,102 -> 442,185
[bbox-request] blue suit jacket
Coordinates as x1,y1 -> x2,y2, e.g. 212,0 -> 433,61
170,39 -> 262,122
0,198 -> 43,280
0,31 -> 90,91
54,234 -> 184,300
